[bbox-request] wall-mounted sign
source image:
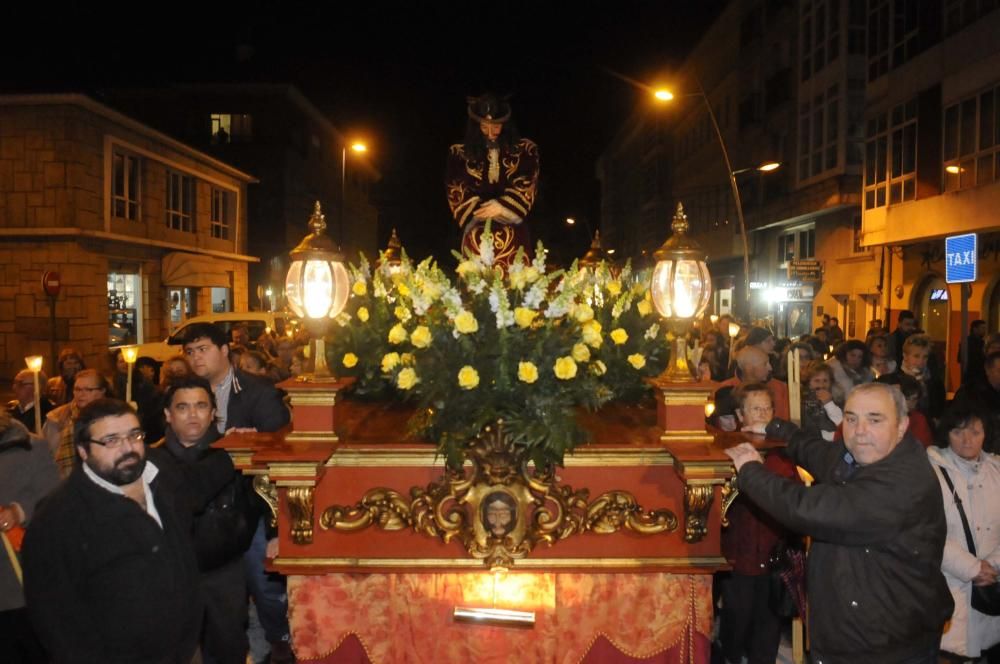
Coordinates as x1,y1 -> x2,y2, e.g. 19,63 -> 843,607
787,260 -> 822,282
945,233 -> 977,284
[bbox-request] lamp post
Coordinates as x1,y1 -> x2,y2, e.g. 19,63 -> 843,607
339,141 -> 368,245
649,202 -> 712,383
285,201 -> 351,380
654,80 -> 752,305
24,355 -> 43,435
120,346 -> 138,405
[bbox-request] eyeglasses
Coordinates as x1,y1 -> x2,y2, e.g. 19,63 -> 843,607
88,430 -> 146,449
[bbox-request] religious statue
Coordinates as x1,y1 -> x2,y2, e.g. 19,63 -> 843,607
446,93 -> 539,267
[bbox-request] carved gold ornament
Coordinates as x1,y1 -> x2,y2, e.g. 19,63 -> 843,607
253,475 -> 279,529
287,486 -> 315,545
683,484 -> 714,544
320,422 -> 678,568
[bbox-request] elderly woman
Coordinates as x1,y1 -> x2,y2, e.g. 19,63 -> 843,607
0,411 -> 60,661
826,340 -> 875,406
928,406 -> 1000,661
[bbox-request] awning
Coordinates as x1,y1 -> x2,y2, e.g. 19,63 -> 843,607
162,252 -> 232,288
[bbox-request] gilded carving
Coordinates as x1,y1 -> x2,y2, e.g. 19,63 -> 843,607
287,486 -> 315,545
719,475 -> 739,529
320,422 -> 679,568
252,474 -> 279,529
683,484 -> 714,543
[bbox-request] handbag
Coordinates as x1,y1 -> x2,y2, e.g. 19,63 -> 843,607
939,466 -> 1000,616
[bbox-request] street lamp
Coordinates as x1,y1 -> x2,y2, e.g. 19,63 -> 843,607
654,81 -> 751,304
650,202 -> 712,383
339,140 -> 368,245
24,355 -> 43,434
285,201 -> 351,380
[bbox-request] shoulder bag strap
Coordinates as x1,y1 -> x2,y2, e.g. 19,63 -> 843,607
939,466 -> 978,557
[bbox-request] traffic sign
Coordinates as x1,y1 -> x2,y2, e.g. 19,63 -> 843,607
41,271 -> 61,297
945,233 -> 977,283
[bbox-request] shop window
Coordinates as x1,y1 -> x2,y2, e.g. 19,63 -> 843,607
111,150 -> 141,221
108,271 -> 142,346
169,287 -> 198,328
916,276 -> 950,344
211,287 -> 231,313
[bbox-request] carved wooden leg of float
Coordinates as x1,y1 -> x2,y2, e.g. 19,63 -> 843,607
253,475 -> 280,529
683,484 -> 714,543
719,474 -> 739,528
287,486 -> 315,545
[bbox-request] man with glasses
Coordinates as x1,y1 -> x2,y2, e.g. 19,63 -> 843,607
42,368 -> 109,478
7,370 -> 54,434
22,398 -> 234,663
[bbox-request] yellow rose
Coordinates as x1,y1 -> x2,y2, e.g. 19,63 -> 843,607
397,367 -> 418,390
610,328 -> 629,345
582,320 -> 603,348
397,282 -> 411,297
607,280 -> 622,296
341,353 -> 358,368
388,323 -> 408,344
509,269 -> 527,290
401,353 -> 415,365
410,325 -> 432,348
352,280 -> 367,296
514,307 -> 537,329
637,300 -> 652,317
571,343 -> 591,363
517,361 -> 539,384
574,303 -> 594,323
523,266 -> 540,283
627,353 -> 647,370
394,305 -> 411,321
357,306 -> 370,322
454,310 -> 479,334
553,356 -> 578,380
458,365 -> 480,390
381,352 -> 401,373
592,360 -> 608,376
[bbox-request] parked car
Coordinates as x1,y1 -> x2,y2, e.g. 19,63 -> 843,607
113,311 -> 292,364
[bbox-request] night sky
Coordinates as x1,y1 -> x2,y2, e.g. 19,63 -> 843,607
4,2 -> 725,264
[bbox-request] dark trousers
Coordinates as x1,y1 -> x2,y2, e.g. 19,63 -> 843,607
0,607 -> 47,663
718,572 -> 782,664
201,558 -> 249,664
244,518 -> 290,644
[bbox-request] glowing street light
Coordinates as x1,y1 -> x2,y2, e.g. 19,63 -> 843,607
565,217 -> 576,226
340,140 -> 370,244
654,89 -> 674,102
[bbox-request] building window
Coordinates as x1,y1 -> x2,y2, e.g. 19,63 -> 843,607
801,0 -> 841,81
945,0 -> 999,36
868,0 -> 921,81
777,225 -> 816,266
210,188 -> 232,240
166,171 -> 195,232
864,99 -> 917,209
867,0 -> 890,81
848,0 -> 866,54
111,151 -> 141,220
210,113 -> 253,144
798,85 -> 840,181
944,84 -> 1000,191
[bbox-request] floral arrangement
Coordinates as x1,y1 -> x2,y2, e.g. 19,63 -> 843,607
328,225 -> 668,469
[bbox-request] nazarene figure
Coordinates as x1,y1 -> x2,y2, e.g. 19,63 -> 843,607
446,93 -> 539,267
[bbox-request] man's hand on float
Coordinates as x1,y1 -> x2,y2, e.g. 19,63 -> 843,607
473,199 -> 506,219
724,442 -> 763,472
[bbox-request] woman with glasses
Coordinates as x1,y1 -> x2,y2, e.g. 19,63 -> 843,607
42,368 -> 109,478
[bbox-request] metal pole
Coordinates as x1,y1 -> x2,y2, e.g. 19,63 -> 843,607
961,283 -> 970,385
693,76 -> 751,309
48,295 -> 57,371
339,146 -> 346,246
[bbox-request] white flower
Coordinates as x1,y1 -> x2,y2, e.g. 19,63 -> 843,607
644,323 -> 661,340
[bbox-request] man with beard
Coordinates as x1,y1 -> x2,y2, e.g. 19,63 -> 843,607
446,92 -> 539,267
22,399 -> 234,664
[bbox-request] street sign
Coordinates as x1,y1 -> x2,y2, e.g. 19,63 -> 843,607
787,260 -> 822,282
41,271 -> 61,297
945,233 -> 977,283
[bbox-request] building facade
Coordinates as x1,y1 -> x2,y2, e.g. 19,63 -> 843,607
0,94 -> 255,380
103,84 -> 380,311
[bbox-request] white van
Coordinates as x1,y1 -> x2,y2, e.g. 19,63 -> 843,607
115,312 -> 292,364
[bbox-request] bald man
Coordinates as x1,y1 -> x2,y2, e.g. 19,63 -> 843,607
716,346 -> 790,420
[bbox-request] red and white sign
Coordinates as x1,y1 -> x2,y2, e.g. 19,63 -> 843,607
42,271 -> 61,297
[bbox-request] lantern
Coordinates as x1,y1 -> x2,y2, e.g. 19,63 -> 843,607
377,228 -> 404,274
285,201 -> 350,379
650,202 -> 712,382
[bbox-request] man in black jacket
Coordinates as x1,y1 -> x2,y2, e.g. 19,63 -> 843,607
156,375 -> 259,664
725,382 -> 953,663
22,399 -> 234,664
179,322 -> 293,663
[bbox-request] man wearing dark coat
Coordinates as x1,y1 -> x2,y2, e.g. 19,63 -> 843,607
22,399 -> 233,664
446,93 -> 539,266
725,382 -> 953,663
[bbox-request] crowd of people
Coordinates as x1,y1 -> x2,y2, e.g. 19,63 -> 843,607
703,311 -> 1000,663
3,322 -> 315,664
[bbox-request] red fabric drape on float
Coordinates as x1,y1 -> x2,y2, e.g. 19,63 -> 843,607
290,573 -> 712,664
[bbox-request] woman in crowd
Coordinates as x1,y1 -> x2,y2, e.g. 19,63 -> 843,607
45,348 -> 84,406
826,340 -> 874,406
800,361 -> 843,441
867,333 -> 896,376
928,406 -> 1000,662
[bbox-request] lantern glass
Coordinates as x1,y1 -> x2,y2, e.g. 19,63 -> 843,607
285,260 -> 305,318
121,346 -> 139,364
285,258 -> 350,321
302,260 -> 333,319
650,258 -> 711,320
